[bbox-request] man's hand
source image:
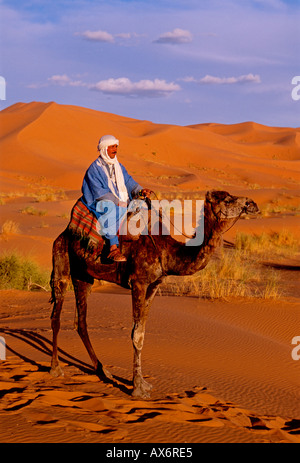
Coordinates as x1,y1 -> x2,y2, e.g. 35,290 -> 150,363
139,188 -> 153,199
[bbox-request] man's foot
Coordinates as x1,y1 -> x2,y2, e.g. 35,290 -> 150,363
108,247 -> 127,262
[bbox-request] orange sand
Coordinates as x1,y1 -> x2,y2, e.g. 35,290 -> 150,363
0,102 -> 299,443
0,290 -> 299,443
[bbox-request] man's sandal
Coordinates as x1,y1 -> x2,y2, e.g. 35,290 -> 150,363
108,248 -> 127,262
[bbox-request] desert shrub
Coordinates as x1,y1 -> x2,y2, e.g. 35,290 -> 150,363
1,220 -> 20,236
33,188 -> 67,202
21,206 -> 47,216
0,253 -> 50,290
159,243 -> 282,300
261,203 -> 300,217
235,230 -> 298,257
190,249 -> 281,299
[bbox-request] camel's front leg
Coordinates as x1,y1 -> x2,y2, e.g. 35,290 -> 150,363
72,277 -> 112,381
131,281 -> 152,399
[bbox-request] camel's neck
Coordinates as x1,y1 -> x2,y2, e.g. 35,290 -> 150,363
161,202 -> 235,276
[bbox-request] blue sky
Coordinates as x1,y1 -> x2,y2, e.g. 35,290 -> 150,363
0,0 -> 299,127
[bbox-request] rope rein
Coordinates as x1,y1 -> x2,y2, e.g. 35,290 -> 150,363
134,192 -> 245,275
206,198 -> 246,234
140,193 -> 245,241
134,194 -> 245,276
148,191 -> 196,239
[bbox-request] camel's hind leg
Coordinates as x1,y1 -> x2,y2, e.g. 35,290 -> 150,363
72,276 -> 113,381
50,232 -> 70,377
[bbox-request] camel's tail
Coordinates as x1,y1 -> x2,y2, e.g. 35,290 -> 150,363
49,230 -> 71,306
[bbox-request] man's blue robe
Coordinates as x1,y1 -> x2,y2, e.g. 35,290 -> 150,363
81,157 -> 142,246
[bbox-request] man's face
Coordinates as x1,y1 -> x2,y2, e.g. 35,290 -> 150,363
107,144 -> 118,159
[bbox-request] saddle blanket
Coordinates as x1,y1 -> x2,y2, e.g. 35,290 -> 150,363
68,198 -> 102,246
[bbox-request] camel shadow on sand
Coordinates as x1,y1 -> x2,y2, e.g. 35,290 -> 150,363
0,327 -> 132,396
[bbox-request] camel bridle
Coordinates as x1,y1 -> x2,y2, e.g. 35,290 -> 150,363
206,198 -> 249,234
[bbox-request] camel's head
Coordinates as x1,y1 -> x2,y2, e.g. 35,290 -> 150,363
206,190 -> 260,219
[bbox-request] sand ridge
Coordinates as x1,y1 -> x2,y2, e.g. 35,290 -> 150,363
1,357 -> 299,444
0,290 -> 299,443
0,101 -> 299,193
0,101 -> 299,268
0,102 -> 300,443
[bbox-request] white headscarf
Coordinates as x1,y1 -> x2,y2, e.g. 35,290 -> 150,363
97,135 -> 129,203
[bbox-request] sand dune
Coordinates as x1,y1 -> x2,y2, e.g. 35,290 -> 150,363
0,291 -> 299,443
0,101 -> 300,443
197,121 -> 300,160
1,100 -> 299,264
1,101 -> 299,193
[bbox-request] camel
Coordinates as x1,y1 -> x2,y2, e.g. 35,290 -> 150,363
49,190 -> 259,398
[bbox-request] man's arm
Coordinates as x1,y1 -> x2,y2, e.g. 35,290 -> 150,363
82,162 -> 119,205
120,164 -> 152,200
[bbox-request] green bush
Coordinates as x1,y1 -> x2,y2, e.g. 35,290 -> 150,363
0,253 -> 50,290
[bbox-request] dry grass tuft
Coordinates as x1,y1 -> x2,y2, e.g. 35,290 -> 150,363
21,206 -> 48,216
159,230 -> 298,300
0,186 -> 67,203
164,250 -> 282,300
235,230 -> 299,257
260,202 -> 300,217
1,220 -> 20,237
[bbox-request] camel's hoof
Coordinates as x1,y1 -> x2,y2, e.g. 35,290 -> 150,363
96,363 -> 113,381
50,364 -> 64,378
132,378 -> 153,399
102,368 -> 113,381
132,388 -> 151,399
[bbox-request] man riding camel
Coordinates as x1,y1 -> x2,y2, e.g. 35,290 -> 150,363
81,135 -> 152,262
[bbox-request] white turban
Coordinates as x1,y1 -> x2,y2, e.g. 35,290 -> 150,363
97,134 -> 128,203
98,135 -> 119,154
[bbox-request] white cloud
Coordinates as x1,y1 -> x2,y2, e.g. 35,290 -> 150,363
76,30 -> 144,44
47,74 -> 86,87
37,72 -> 260,98
77,30 -> 114,43
154,28 -> 192,44
182,73 -> 261,85
48,74 -> 72,85
43,75 -> 180,98
115,32 -> 132,39
90,77 -> 181,97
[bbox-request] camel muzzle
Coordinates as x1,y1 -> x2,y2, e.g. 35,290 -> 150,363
244,200 -> 260,215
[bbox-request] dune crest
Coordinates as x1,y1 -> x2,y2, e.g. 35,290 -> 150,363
0,101 -> 299,193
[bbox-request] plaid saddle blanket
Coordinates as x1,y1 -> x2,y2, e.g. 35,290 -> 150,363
68,198 -> 103,246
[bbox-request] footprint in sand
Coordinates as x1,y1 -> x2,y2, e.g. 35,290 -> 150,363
1,358 -> 299,443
